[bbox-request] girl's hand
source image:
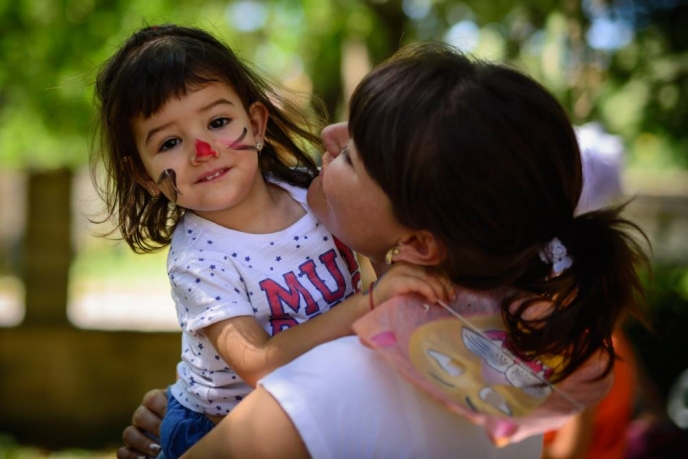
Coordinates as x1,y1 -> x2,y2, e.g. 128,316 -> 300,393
370,262 -> 455,309
117,388 -> 168,459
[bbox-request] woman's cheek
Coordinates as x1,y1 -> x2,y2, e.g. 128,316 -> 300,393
320,169 -> 345,212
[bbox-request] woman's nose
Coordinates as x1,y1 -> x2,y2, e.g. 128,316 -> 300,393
191,139 -> 218,165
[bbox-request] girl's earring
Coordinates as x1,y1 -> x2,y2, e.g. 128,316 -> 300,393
256,142 -> 263,156
385,246 -> 400,265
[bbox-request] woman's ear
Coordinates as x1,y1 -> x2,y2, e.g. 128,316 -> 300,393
393,230 -> 446,267
248,102 -> 269,145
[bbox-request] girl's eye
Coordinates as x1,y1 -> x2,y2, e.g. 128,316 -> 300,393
209,117 -> 230,129
160,138 -> 181,152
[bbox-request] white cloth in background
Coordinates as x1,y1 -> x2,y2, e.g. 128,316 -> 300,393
576,122 -> 625,214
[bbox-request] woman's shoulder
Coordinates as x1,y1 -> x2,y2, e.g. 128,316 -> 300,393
259,336 -> 543,459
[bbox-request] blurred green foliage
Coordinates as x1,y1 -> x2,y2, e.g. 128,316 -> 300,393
1,0 -> 687,170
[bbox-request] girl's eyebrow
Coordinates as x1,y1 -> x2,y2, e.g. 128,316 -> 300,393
198,98 -> 234,113
145,121 -> 174,146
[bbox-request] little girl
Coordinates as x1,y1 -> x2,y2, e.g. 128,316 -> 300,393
91,25 -> 453,459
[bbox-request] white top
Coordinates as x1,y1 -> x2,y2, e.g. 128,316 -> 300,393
168,181 -> 361,416
575,121 -> 624,214
260,336 -> 543,459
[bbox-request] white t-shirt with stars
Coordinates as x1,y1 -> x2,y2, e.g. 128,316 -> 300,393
168,180 -> 361,416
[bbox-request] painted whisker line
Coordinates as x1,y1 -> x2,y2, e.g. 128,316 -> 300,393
230,127 -> 248,146
157,168 -> 182,203
219,127 -> 258,151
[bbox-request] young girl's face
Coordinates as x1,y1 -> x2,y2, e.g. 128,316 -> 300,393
132,82 -> 267,221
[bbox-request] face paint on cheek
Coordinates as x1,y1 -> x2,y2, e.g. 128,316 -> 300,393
157,168 -> 182,203
217,127 -> 258,151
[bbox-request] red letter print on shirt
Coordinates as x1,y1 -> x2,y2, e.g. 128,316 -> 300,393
298,249 -> 346,303
259,250 -> 348,335
260,273 -> 318,335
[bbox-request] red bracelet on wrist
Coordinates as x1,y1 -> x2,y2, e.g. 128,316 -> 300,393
368,281 -> 376,310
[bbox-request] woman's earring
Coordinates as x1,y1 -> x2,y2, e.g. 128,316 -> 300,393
256,141 -> 263,155
385,246 -> 400,265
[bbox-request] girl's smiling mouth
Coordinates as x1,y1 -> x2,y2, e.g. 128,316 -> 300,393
197,167 -> 230,183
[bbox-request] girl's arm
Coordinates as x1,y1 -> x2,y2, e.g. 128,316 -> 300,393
204,262 -> 454,387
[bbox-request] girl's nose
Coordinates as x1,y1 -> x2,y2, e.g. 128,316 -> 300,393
191,139 -> 218,165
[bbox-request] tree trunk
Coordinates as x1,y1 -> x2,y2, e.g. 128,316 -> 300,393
21,169 -> 72,326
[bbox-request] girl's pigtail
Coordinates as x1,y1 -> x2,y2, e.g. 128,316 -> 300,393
508,204 -> 650,382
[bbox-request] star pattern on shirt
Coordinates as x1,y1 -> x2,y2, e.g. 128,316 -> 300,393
170,204 -> 360,416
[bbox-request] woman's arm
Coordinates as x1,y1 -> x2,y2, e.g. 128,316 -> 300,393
181,386 -> 309,459
206,262 -> 454,386
540,407 -> 595,459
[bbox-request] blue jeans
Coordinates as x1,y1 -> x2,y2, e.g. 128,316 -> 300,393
160,389 -> 216,459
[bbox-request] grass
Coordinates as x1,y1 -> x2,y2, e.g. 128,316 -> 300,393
0,435 -> 114,459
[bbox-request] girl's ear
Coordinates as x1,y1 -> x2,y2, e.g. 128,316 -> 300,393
248,102 -> 269,145
392,230 -> 446,267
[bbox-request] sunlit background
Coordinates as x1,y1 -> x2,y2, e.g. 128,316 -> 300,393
1,0 -> 688,456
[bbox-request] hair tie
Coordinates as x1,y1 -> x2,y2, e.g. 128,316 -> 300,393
538,237 -> 573,278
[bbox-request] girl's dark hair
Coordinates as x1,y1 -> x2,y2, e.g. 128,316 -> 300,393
349,42 -> 649,382
92,24 -> 321,252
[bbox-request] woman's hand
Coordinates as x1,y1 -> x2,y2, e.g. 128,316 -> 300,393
370,262 -> 455,309
117,388 -> 168,459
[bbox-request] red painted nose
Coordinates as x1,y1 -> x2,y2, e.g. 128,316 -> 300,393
195,140 -> 217,158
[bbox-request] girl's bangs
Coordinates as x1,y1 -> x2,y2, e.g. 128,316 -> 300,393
122,44 -> 219,120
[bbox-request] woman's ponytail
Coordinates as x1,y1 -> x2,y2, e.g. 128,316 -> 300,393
507,203 -> 650,382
